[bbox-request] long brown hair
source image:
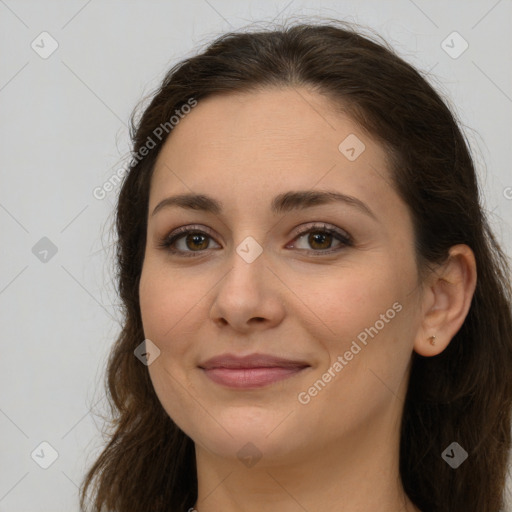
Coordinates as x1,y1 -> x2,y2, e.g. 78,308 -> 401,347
79,19 -> 512,512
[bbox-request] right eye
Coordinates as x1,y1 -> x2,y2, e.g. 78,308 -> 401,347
157,225 -> 221,257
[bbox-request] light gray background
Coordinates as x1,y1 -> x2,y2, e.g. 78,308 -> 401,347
1,1 -> 511,510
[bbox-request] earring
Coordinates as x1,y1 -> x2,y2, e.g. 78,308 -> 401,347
429,335 -> 436,346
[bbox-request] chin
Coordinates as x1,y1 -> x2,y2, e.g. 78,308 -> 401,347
183,409 -> 309,466
197,430 -> 301,467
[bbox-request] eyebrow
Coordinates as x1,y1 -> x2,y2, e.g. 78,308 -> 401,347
151,190 -> 377,221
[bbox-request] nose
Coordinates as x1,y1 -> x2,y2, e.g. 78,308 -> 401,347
208,243 -> 286,333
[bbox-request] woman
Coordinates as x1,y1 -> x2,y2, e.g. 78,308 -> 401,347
80,20 -> 512,512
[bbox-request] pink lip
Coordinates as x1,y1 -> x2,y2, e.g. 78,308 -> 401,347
198,353 -> 310,389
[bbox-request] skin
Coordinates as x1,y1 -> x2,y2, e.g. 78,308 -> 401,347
138,87 -> 477,512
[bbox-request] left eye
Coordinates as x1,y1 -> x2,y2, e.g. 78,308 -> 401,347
288,225 -> 352,253
157,223 -> 353,257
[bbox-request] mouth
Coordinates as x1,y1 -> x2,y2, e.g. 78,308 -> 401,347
198,353 -> 311,389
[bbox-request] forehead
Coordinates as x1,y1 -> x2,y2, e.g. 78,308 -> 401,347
150,87 -> 397,219
157,87 -> 378,160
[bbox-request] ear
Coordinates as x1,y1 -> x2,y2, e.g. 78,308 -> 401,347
413,244 -> 477,357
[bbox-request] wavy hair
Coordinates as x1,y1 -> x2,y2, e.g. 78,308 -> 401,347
80,19 -> 512,512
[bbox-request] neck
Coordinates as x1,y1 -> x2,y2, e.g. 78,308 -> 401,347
192,407 -> 419,512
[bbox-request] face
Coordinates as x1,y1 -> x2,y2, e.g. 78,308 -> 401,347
139,87 -> 424,465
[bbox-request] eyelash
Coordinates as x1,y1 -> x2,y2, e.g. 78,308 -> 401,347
157,223 -> 353,258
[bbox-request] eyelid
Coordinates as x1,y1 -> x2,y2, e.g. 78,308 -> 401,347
157,224 -> 220,249
290,222 -> 352,243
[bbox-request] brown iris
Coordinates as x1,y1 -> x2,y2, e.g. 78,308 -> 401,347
185,232 -> 209,251
307,231 -> 332,250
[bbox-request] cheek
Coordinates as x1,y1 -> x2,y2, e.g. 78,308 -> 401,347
295,277 -> 411,435
329,271 -> 415,390
296,261 -> 397,337
139,261 -> 198,343
139,263 -> 203,433
139,260 -> 206,391
305,260 -> 412,384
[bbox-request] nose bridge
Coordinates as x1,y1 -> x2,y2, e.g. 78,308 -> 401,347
209,232 -> 286,329
235,233 -> 266,266
222,233 -> 268,294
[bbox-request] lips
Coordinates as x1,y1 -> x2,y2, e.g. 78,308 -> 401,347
198,353 -> 310,389
198,353 -> 310,370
